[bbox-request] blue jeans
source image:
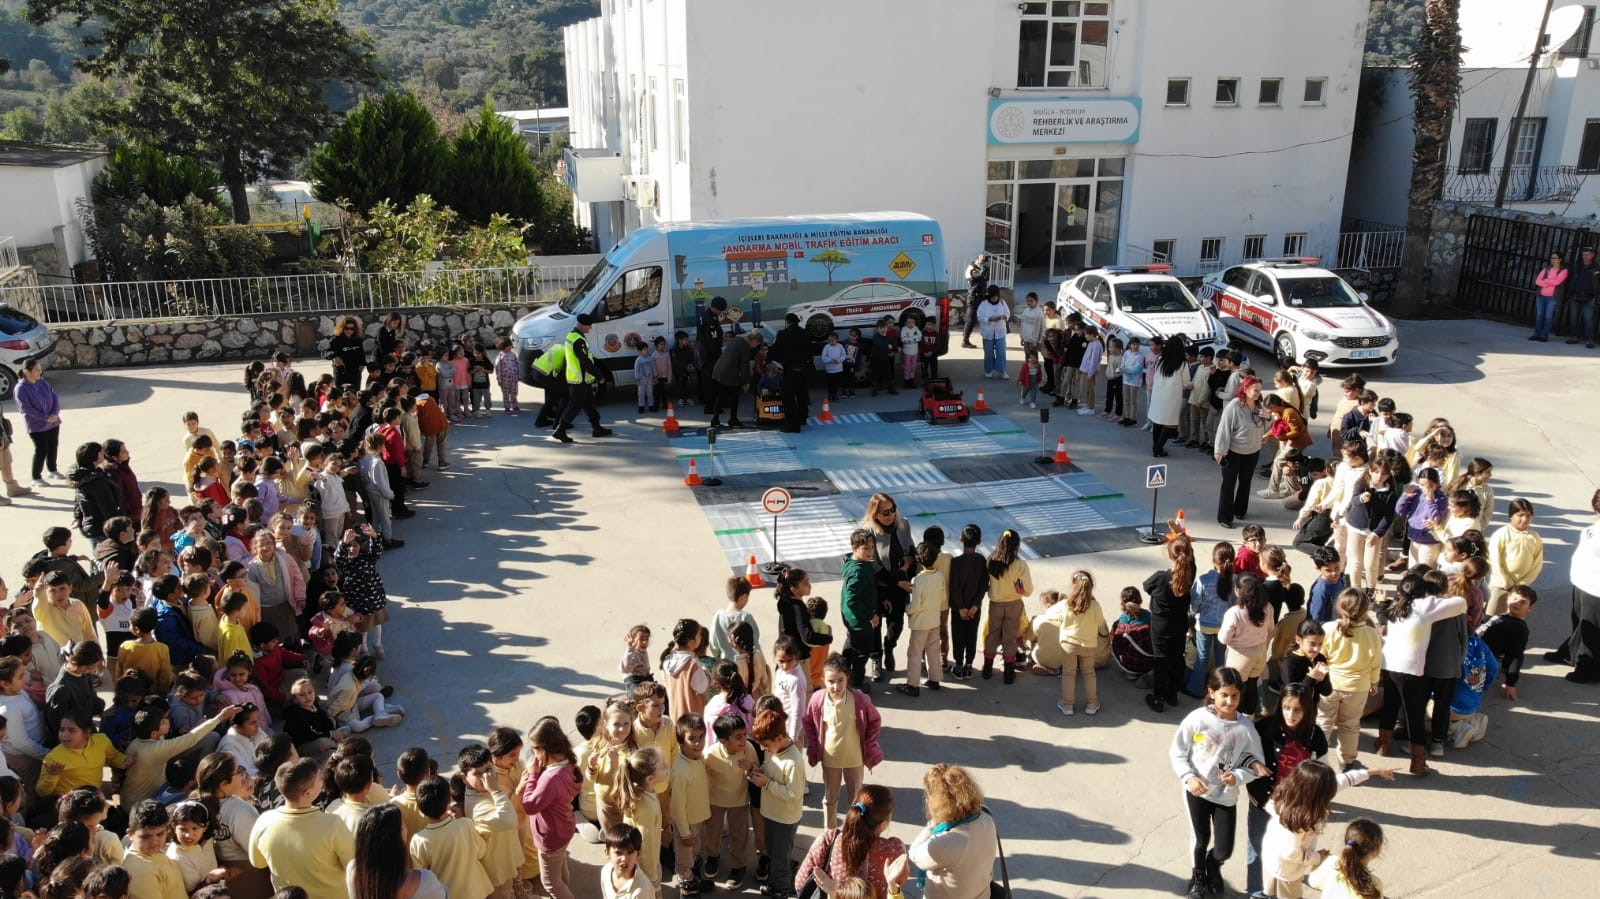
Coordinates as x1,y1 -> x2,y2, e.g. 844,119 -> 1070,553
1186,629 -> 1221,696
1245,801 -> 1268,894
1533,296 -> 1558,338
1574,299 -> 1596,342
982,336 -> 1007,376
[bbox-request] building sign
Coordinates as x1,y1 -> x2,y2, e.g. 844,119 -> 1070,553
987,97 -> 1141,145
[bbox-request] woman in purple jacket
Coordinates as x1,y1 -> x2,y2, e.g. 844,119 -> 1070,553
14,359 -> 62,487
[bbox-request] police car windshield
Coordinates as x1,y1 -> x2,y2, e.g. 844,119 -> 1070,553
1115,281 -> 1200,313
558,260 -> 616,314
1277,276 -> 1362,309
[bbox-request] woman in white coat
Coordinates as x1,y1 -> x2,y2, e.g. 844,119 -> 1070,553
906,764 -> 999,899
1147,336 -> 1192,458
976,290 -> 1012,380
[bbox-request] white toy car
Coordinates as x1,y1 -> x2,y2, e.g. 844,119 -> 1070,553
1198,258 -> 1397,368
790,280 -> 936,339
1056,265 -> 1230,352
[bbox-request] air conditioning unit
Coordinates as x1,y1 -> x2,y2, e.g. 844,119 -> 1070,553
623,175 -> 659,210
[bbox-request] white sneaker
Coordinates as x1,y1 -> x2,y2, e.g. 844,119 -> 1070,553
1077,407 -> 1094,415
1057,701 -> 1074,717
31,479 -> 48,489
47,470 -> 65,480
1018,398 -> 1026,405
1085,703 -> 1101,716
372,713 -> 403,728
997,370 -> 1007,379
1029,401 -> 1037,409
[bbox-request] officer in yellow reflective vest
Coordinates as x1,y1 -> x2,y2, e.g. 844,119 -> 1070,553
531,338 -> 568,428
551,313 -> 614,443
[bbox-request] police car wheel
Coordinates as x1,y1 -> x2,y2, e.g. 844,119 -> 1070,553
805,314 -> 834,341
1274,333 -> 1297,368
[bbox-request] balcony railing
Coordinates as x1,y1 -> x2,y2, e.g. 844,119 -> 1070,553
1445,165 -> 1588,204
0,237 -> 18,271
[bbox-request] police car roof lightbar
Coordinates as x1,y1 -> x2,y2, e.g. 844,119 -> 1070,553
1258,256 -> 1321,266
1102,264 -> 1175,274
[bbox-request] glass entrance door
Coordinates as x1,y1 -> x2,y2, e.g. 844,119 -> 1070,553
1050,182 -> 1093,281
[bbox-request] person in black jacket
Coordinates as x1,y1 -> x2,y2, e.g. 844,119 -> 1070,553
1145,533 -> 1197,712
326,316 -> 368,388
697,297 -> 729,412
69,442 -> 124,546
769,314 -> 814,433
947,524 -> 988,680
773,567 -> 833,652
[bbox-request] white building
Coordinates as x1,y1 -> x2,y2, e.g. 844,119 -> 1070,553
0,142 -> 108,279
1345,0 -> 1600,226
561,0 -> 1371,286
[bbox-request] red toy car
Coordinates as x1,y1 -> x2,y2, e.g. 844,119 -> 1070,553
920,377 -> 969,423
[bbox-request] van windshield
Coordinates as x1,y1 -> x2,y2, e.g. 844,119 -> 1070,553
558,260 -> 615,314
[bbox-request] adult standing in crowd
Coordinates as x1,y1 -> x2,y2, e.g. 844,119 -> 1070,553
1148,336 -> 1192,458
709,331 -> 762,430
0,395 -> 34,504
375,312 -> 408,362
976,287 -> 1011,380
1213,375 -> 1270,529
552,314 -> 613,444
862,493 -> 914,680
698,296 -> 729,412
1145,533 -> 1197,713
907,764 -> 999,899
326,316 -> 368,388
962,254 -> 988,349
1566,246 -> 1599,348
1550,488 -> 1600,684
770,313 -> 814,433
1531,251 -> 1568,343
15,359 -> 63,487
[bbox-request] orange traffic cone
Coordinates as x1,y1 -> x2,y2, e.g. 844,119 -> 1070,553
662,402 -> 681,434
974,388 -> 990,411
1052,435 -> 1071,464
818,399 -> 836,423
684,458 -> 703,486
1166,508 -> 1189,539
745,554 -> 766,588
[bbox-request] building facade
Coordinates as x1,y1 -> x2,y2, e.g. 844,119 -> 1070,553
1345,0 -> 1600,227
564,0 -> 1370,285
0,142 -> 108,280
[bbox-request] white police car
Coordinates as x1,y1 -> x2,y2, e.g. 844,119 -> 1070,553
1199,258 -> 1398,368
1056,265 -> 1230,352
788,279 -> 936,340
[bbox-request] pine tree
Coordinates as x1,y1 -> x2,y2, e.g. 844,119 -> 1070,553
307,92 -> 451,215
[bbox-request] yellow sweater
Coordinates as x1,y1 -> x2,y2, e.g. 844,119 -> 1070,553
216,618 -> 253,664
188,602 -> 219,651
34,598 -> 96,647
987,560 -> 1033,603
704,742 -> 755,808
391,789 -> 430,842
122,849 -> 188,899
247,806 -> 356,899
1057,601 -> 1109,649
115,640 -> 174,694
496,757 -> 541,880
123,713 -> 230,807
668,755 -> 711,837
327,796 -> 374,834
626,790 -> 663,885
465,786 -> 522,887
907,569 -> 949,632
1320,621 -> 1384,693
1488,525 -> 1544,589
412,817 -> 492,899
38,734 -> 126,796
635,717 -> 680,795
758,743 -> 806,826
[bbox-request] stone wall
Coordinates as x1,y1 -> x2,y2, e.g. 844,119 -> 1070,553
47,305 -> 542,370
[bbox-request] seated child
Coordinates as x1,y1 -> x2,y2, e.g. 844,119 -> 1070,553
249,623 -> 308,709
214,653 -> 271,732
101,671 -> 153,751
123,799 -> 188,899
328,651 -> 404,731
156,755 -> 199,807
38,715 -> 131,798
282,677 -> 347,759
116,607 -> 175,695
1448,631 -> 1499,750
167,798 -> 227,894
307,591 -> 364,671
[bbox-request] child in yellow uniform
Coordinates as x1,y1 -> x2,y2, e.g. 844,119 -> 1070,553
616,747 -> 667,887
601,824 -> 657,899
326,753 -> 378,834
391,748 -> 434,841
669,714 -> 713,894
247,758 -> 356,899
115,607 -> 174,694
38,716 -> 130,798
749,709 -> 806,897
410,775 -> 493,899
488,727 -> 542,888
586,700 -> 641,832
215,592 -> 254,664
123,799 -> 189,899
458,744 -> 522,899
702,712 -> 757,887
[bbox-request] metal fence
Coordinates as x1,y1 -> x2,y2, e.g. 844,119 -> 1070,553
1335,229 -> 1406,269
0,237 -> 18,272
0,263 -> 598,325
1457,212 -> 1599,327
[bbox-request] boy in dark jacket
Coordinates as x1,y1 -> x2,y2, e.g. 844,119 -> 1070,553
840,529 -> 880,692
946,524 -> 988,680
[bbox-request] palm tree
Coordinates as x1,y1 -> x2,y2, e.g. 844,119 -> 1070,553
1393,0 -> 1462,315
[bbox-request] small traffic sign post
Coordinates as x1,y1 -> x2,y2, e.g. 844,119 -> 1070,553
1140,463 -> 1170,545
1033,406 -> 1053,464
702,426 -> 724,487
760,487 -> 792,577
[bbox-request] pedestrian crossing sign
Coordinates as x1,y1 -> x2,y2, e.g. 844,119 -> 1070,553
1146,464 -> 1168,489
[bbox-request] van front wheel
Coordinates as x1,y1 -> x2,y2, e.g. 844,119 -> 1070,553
805,314 -> 835,340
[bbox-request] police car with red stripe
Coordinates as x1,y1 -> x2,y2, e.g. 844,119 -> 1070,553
788,279 -> 936,340
1198,258 -> 1397,368
1056,264 -> 1231,353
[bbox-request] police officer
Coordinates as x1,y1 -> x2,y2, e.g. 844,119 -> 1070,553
769,313 -> 814,433
551,314 -> 615,444
697,297 -> 728,413
531,341 -> 569,428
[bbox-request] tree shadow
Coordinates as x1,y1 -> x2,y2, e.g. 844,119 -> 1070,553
874,722 -> 1126,772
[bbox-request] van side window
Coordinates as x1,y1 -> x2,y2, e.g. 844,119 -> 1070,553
602,266 -> 664,320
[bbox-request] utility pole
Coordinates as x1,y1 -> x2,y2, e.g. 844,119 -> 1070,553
1495,0 -> 1557,207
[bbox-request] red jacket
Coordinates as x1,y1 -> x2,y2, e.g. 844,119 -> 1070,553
379,423 -> 406,467
417,397 -> 450,437
1018,362 -> 1044,388
253,643 -> 308,707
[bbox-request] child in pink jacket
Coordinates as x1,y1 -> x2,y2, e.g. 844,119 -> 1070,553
802,654 -> 883,830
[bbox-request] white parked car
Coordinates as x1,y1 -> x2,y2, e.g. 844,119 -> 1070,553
1056,265 -> 1230,352
0,304 -> 56,400
790,280 -> 936,339
1198,258 -> 1398,368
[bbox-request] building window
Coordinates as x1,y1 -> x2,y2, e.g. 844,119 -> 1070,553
1459,118 -> 1497,173
1578,120 -> 1600,172
1258,78 -> 1281,106
1215,78 -> 1239,106
1303,77 -> 1326,104
1166,78 -> 1189,107
1243,235 -> 1265,259
1016,1 -> 1112,89
1200,237 -> 1224,263
1512,118 -> 1547,168
1560,6 -> 1596,58
647,76 -> 659,153
1283,233 -> 1307,256
672,79 -> 687,164
1152,239 -> 1176,263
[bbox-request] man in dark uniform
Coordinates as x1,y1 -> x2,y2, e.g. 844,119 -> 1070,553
697,296 -> 728,413
551,314 -> 615,444
709,331 -> 762,429
769,313 -> 814,433
963,253 -> 988,348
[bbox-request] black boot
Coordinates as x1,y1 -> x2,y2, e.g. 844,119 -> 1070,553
981,656 -> 994,680
1003,661 -> 1016,684
1186,867 -> 1207,899
549,428 -> 574,444
1204,855 -> 1223,897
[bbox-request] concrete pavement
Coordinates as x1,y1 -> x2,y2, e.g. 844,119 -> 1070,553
1,314 -> 1596,897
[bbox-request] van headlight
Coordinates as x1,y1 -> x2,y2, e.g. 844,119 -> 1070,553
520,336 -> 551,351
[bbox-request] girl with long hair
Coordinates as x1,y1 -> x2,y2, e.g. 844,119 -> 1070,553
1055,570 -> 1109,717
1145,534 -> 1197,712
349,804 -> 446,898
1375,573 -> 1467,775
982,529 -> 1033,683
794,784 -> 904,899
